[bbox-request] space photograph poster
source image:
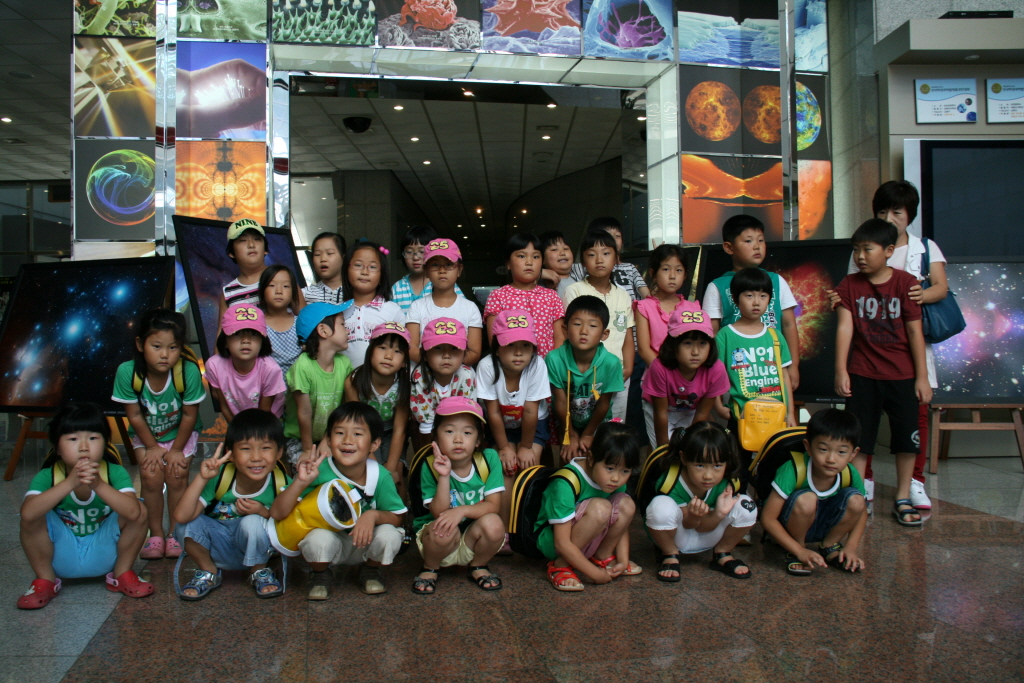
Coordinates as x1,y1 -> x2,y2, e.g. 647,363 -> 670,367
376,0 -> 481,49
482,0 -> 581,55
74,139 -> 157,241
0,258 -> 175,412
680,154 -> 784,243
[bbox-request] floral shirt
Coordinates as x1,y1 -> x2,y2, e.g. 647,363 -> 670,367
483,285 -> 565,357
409,364 -> 476,432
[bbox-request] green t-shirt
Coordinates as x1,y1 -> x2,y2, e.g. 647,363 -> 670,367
284,352 -> 353,442
654,470 -> 731,509
534,458 -> 627,559
111,360 -> 206,441
545,342 -> 624,431
26,463 -> 135,537
301,457 -> 408,516
413,449 -> 504,532
715,324 -> 791,414
708,269 -> 787,328
198,464 -> 292,521
771,452 -> 866,500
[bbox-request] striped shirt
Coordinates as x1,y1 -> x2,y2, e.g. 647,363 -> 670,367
391,274 -> 464,312
223,278 -> 260,308
302,282 -> 345,305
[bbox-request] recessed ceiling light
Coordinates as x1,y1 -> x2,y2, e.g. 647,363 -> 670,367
476,208 -> 482,214
321,197 -> 327,200
463,90 -> 474,97
637,115 -> 647,121
423,160 -> 431,164
0,117 -> 10,123
542,135 -> 551,140
965,54 -> 980,60
546,103 -> 556,108
457,224 -> 462,227
410,137 -> 419,141
463,235 -> 468,239
521,209 -> 527,214
394,105 -> 404,110
481,224 -> 485,227
639,173 -> 645,178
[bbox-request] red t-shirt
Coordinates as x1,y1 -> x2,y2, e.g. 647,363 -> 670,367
836,269 -> 922,380
483,284 -> 565,357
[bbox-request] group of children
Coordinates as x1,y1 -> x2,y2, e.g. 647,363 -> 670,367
17,192 -> 938,606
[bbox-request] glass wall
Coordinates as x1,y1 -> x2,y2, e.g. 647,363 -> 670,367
0,182 -> 72,276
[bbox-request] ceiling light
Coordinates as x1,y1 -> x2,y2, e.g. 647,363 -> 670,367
965,54 -> 980,60
476,208 -> 482,214
639,173 -> 645,178
321,197 -> 327,200
463,235 -> 468,239
637,115 -> 647,121
546,103 -> 556,108
410,137 -> 419,141
394,105 -> 404,110
423,160 -> 431,164
481,224 -> 485,227
463,90 -> 474,97
542,135 -> 551,140
457,224 -> 462,227
0,117 -> 10,123
521,209 -> 527,214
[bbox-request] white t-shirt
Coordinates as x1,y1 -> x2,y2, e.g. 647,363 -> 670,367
406,294 -> 483,332
342,298 -> 405,369
476,355 -> 551,429
703,275 -> 797,319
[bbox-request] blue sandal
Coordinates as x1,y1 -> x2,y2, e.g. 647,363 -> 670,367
180,569 -> 222,601
250,568 -> 283,598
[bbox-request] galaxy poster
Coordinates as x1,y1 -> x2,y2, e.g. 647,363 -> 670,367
74,139 -> 157,241
74,37 -> 156,139
174,216 -> 306,359
176,140 -> 267,225
177,0 -> 268,42
481,0 -> 581,55
176,41 -> 267,141
680,154 -> 783,243
677,0 -> 779,69
679,65 -> 783,157
272,0 -> 375,45
376,0 -> 480,49
933,262 -> 1024,400
74,0 -> 156,37
697,239 -> 852,402
0,258 -> 174,412
582,0 -> 674,61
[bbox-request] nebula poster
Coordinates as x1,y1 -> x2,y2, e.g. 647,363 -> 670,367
74,0 -> 156,37
174,217 -> 306,359
680,154 -> 783,243
582,0 -> 674,61
482,0 -> 581,55
376,0 -> 480,48
933,262 -> 1024,400
795,0 -> 828,72
178,0 -> 268,42
74,139 -> 157,241
176,41 -> 267,140
176,140 -> 267,225
679,65 -> 783,157
677,0 -> 779,69
698,239 -> 852,402
74,37 -> 156,139
0,258 -> 174,411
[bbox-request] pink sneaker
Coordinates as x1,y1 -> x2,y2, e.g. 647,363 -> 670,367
164,537 -> 182,558
140,536 -> 164,560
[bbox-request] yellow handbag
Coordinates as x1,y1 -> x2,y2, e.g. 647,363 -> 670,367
268,479 -> 364,556
733,328 -> 789,452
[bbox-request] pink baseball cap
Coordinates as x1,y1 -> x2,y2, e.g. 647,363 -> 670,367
421,317 -> 467,350
666,308 -> 713,338
492,309 -> 537,347
222,303 -> 267,337
370,321 -> 410,343
435,396 -> 484,421
423,238 -> 461,265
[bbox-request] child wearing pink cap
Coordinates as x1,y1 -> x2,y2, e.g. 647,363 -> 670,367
206,304 -> 288,421
406,238 -> 483,367
641,308 -> 729,447
410,317 -> 477,451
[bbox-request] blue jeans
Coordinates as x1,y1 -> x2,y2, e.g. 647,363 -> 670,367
779,487 -> 862,544
47,510 -> 120,579
174,514 -> 273,570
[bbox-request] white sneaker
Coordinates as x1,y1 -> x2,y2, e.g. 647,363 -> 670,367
910,479 -> 932,510
863,478 -> 874,502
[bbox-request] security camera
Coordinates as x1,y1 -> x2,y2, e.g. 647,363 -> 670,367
343,117 -> 372,134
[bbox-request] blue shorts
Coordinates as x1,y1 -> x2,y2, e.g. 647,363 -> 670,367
504,415 -> 551,447
47,510 -> 120,579
779,487 -> 862,544
174,513 -> 273,570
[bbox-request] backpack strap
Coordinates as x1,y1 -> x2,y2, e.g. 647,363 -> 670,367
203,462 -> 236,515
52,460 -> 110,487
791,451 -> 808,490
271,462 -> 288,495
551,467 -> 583,498
659,462 -> 680,495
473,451 -> 490,484
767,327 -> 786,396
171,357 -> 186,395
729,477 -> 742,494
841,465 -> 853,489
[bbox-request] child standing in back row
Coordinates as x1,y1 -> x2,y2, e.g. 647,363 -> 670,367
259,265 -> 303,376
635,244 -> 701,366
220,219 -> 271,319
392,226 -> 465,311
340,240 -> 404,369
303,232 -> 347,304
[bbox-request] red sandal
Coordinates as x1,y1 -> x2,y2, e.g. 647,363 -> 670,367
546,561 -> 584,592
106,570 -> 155,598
591,554 -> 643,576
17,578 -> 61,609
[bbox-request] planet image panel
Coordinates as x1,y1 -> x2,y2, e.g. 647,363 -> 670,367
795,81 -> 822,151
685,81 -> 741,142
85,149 -> 156,226
742,84 -> 781,144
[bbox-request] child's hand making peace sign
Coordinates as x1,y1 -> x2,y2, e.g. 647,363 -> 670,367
430,441 -> 451,477
199,444 -> 231,480
294,449 -> 328,487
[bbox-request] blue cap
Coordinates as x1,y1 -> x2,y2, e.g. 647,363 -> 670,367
296,301 -> 353,343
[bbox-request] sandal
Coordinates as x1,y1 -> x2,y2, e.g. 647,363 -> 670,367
546,561 -> 584,592
307,568 -> 332,601
820,542 -> 855,572
467,565 -> 502,591
893,499 -> 923,527
106,570 -> 155,598
180,569 -> 222,601
164,537 -> 183,558
708,551 -> 751,580
140,536 -> 164,560
16,578 -> 61,610
250,568 -> 283,598
412,567 -> 439,595
656,553 -> 682,583
358,565 -> 386,595
785,553 -> 812,576
592,554 -> 642,576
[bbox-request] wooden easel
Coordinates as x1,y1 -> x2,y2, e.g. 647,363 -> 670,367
928,403 -> 1024,474
3,413 -> 136,481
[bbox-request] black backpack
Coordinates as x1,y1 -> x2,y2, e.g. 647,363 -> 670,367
748,427 -> 808,503
635,444 -> 741,522
507,465 -> 583,559
407,443 -> 492,519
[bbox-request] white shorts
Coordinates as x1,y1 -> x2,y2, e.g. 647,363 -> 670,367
130,431 -> 199,459
610,377 -> 630,420
642,400 -> 693,449
645,493 -> 757,554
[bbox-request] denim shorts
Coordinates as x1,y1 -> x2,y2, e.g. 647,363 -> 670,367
504,414 -> 551,447
778,487 -> 863,544
47,510 -> 120,579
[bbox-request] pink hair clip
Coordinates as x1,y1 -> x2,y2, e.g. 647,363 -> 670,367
379,246 -> 390,255
609,418 -> 624,423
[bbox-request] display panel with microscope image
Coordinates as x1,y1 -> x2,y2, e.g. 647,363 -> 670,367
178,0 -> 269,41
75,0 -> 156,38
176,41 -> 267,140
481,0 -> 580,55
74,37 -> 155,138
581,0 -> 674,61
274,0 -> 377,45
681,153 -> 783,243
376,0 -> 480,49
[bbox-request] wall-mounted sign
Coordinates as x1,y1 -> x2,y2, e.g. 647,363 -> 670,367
986,78 -> 1024,123
915,78 -> 977,123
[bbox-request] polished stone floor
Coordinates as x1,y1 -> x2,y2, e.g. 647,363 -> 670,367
2,439 -> 1022,683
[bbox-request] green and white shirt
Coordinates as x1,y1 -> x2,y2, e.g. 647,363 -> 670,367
535,457 -> 626,532
413,449 -> 504,532
771,452 -> 866,500
704,269 -> 797,329
198,464 -> 291,521
655,471 -> 732,509
302,457 -> 407,516
26,464 -> 135,537
111,360 -> 206,441
715,323 -> 792,414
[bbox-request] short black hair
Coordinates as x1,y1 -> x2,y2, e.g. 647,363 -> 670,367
539,230 -> 568,253
225,409 -> 286,451
806,408 -> 861,448
215,328 -> 274,358
852,218 -> 898,249
668,421 -> 740,481
400,226 -> 439,253
659,329 -> 718,370
589,421 -> 640,469
258,264 -> 301,313
564,295 -> 609,330
730,267 -> 773,301
226,228 -> 267,261
722,215 -> 765,243
342,240 -> 391,302
133,309 -> 187,376
48,402 -> 110,446
587,216 -> 623,233
872,180 -> 919,225
325,401 -> 385,443
504,232 -> 541,264
579,228 -> 618,258
646,244 -> 688,289
304,312 -> 343,360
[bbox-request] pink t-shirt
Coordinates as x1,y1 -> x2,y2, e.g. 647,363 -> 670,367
634,296 -> 703,356
483,284 -> 565,357
641,358 -> 730,419
205,354 -> 288,417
